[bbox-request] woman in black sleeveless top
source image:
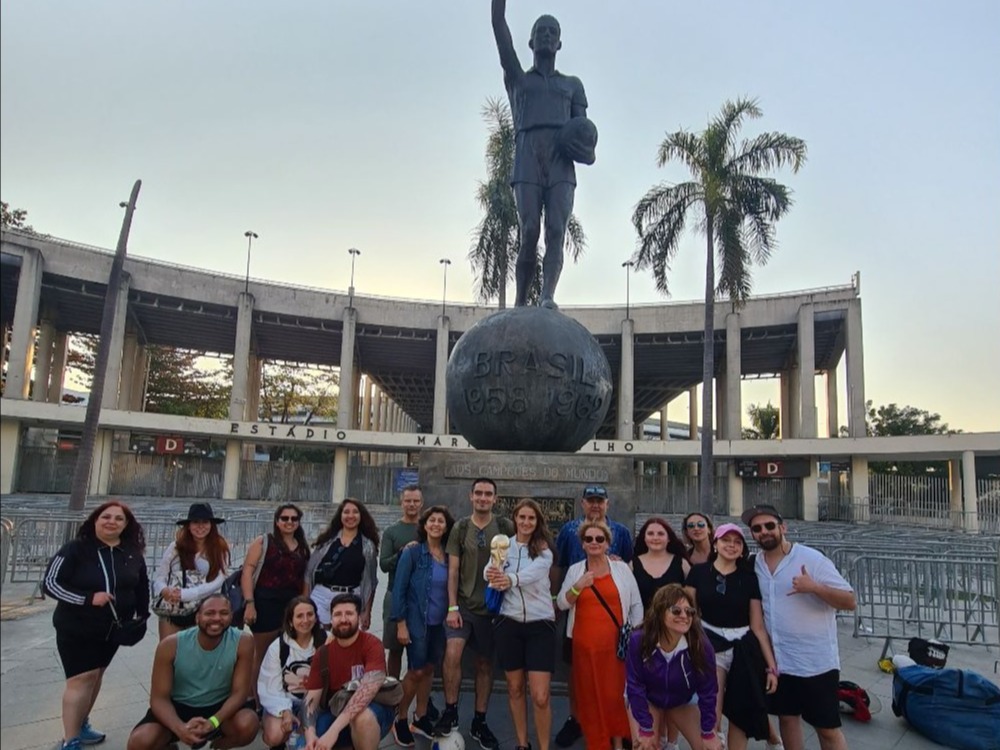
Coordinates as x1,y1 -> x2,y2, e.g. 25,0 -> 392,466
630,517 -> 691,609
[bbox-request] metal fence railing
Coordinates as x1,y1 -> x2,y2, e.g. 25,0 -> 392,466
0,518 -> 13,592
240,461 -> 332,503
819,494 -> 1000,533
109,454 -> 224,498
634,475 -> 728,517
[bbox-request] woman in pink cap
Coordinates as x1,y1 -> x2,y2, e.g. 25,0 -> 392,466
684,523 -> 781,750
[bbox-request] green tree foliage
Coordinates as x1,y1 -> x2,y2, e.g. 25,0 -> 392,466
1,201 -> 33,231
864,400 -> 957,475
632,98 -> 806,512
68,335 -> 230,418
468,98 -> 586,307
259,361 -> 338,425
742,401 -> 781,439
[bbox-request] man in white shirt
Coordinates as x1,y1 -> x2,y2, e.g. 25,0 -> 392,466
743,505 -> 856,750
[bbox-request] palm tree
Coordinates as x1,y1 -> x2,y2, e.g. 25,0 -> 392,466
469,98 -> 586,307
743,401 -> 781,440
632,98 -> 806,513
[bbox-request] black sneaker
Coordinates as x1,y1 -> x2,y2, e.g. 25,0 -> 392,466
555,716 -> 582,748
431,707 -> 459,737
411,715 -> 436,740
425,697 -> 441,723
470,718 -> 500,750
392,718 -> 415,747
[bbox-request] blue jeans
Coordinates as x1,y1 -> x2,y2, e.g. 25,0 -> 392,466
316,703 -> 394,747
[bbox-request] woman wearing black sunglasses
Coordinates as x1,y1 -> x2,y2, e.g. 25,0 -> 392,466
557,520 -> 643,750
683,523 -> 781,750
240,503 -> 310,696
682,513 -> 715,564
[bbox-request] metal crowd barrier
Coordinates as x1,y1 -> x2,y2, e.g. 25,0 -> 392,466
850,554 -> 1000,653
0,517 -> 13,591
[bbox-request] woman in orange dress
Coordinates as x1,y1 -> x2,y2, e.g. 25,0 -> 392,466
557,520 -> 644,749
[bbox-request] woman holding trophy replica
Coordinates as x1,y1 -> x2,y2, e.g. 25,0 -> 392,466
484,498 -> 557,750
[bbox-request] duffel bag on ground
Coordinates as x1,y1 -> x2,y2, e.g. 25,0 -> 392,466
892,664 -> 1000,750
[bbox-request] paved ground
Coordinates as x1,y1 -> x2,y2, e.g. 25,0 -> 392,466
3,574 -> 998,750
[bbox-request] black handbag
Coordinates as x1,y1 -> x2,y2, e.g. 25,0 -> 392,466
107,601 -> 148,646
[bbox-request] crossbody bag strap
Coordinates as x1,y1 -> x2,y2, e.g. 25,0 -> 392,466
97,548 -> 122,624
251,534 -> 269,589
584,560 -> 621,628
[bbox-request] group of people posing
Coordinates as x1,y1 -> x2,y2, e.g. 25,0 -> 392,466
43,483 -> 856,750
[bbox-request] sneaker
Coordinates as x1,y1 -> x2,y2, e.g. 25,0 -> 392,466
393,718 -> 415,747
78,719 -> 106,746
431,706 -> 459,737
555,716 -> 582,748
425,697 -> 441,723
61,740 -> 83,750
411,715 -> 436,740
470,718 -> 500,750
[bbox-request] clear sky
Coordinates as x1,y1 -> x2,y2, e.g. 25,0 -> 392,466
2,0 -> 998,432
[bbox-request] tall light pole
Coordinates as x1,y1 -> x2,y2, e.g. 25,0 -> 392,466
243,231 -> 258,294
348,247 -> 361,307
439,258 -> 451,316
622,260 -> 635,319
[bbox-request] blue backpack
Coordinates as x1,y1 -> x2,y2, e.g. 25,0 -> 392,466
892,664 -> 1000,750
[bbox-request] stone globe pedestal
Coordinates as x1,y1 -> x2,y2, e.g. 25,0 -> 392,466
445,307 -> 612,452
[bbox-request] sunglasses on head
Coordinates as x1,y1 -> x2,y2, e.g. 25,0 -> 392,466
751,521 -> 779,533
669,605 -> 696,617
476,528 -> 487,549
686,521 -> 707,529
279,515 -> 300,522
582,535 -> 606,544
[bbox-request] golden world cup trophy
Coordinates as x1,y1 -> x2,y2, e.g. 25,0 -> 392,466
488,534 -> 511,587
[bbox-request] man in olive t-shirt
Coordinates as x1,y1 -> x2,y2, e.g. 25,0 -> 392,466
431,478 -> 512,749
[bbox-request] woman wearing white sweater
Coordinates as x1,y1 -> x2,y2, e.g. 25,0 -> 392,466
257,596 -> 325,749
484,498 -> 556,750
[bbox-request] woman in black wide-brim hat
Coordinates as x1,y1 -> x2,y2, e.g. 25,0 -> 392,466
151,503 -> 230,640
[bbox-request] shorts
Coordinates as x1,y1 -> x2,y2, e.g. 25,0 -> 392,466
513,128 -> 577,187
715,646 -> 735,672
406,624 -> 446,671
250,588 -> 299,634
769,669 -> 842,729
134,699 -> 257,741
444,606 -> 495,657
383,613 -> 403,652
56,632 -> 120,678
493,618 -> 556,673
316,702 -> 393,747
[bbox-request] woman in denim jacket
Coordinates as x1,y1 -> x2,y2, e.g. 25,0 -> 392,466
389,505 -> 455,741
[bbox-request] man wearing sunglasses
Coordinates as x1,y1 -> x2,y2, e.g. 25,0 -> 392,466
741,505 -> 856,750
554,484 -> 634,747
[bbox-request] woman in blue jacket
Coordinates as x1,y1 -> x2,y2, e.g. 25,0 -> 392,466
390,505 -> 455,744
626,584 -> 720,750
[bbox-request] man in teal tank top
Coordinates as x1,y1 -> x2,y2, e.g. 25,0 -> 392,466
127,594 -> 258,749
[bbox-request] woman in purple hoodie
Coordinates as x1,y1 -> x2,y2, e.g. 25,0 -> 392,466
626,584 -> 721,750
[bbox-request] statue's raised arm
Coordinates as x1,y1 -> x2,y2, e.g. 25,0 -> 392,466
492,0 -> 523,82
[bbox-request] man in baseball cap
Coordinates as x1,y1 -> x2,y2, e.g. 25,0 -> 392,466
745,504 -> 856,750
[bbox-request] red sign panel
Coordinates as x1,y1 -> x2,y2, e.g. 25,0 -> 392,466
155,436 -> 185,455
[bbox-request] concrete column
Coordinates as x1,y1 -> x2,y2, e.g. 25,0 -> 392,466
332,448 -> 348,503
433,315 -> 450,434
715,376 -> 727,439
101,274 -> 131,408
47,332 -> 69,403
361,378 -> 373,431
224,293 -> 254,500
380,394 -> 389,433
948,458 -> 963,530
246,354 -> 261,422
228,293 -> 255,421
6,247 -> 44,399
826,366 -> 839,438
850,456 -> 869,522
802,464 -> 819,521
659,402 -> 670,475
727,462 -> 743,517
88,430 -> 114,495
337,308 -> 357,430
33,320 -> 56,402
725,313 -> 742,442
351,367 -> 362,430
845,300 -> 867,438
779,372 -> 791,439
787,365 -> 801,439
688,386 -> 698,476
618,318 -> 634,440
128,344 -> 148,411
961,450 -> 979,534
0,420 -> 22,493
222,442 -> 241,500
797,305 -> 817,438
117,331 -> 139,410
372,389 -> 383,431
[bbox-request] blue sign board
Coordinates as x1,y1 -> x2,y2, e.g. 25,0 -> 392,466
393,468 -> 420,493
